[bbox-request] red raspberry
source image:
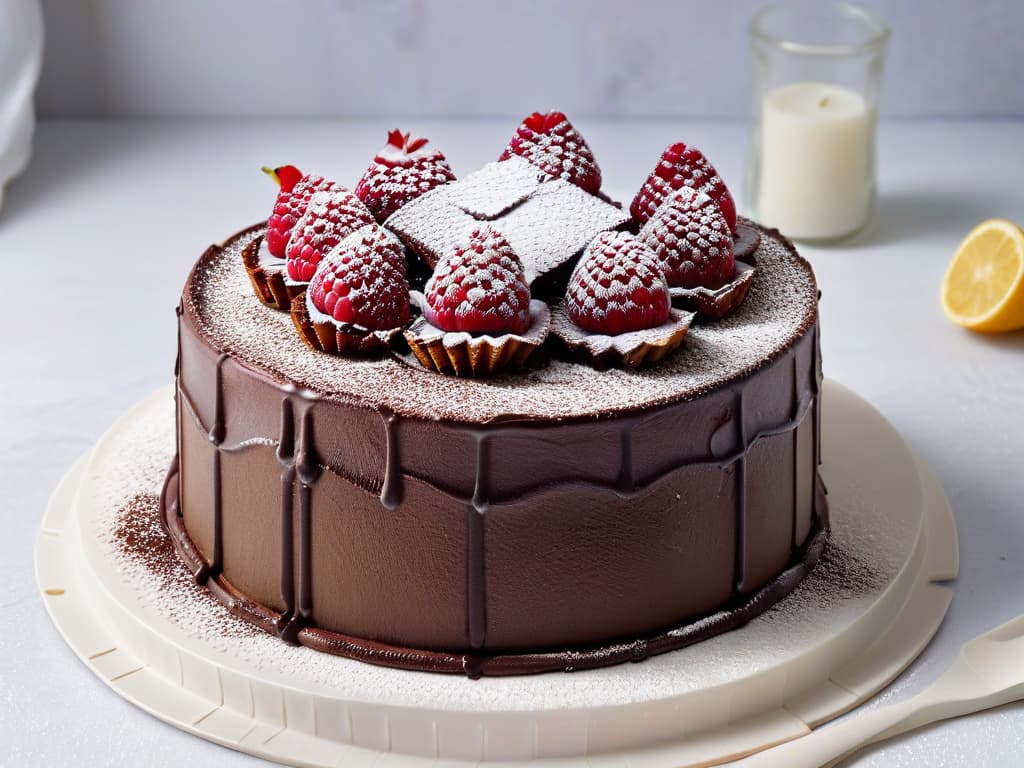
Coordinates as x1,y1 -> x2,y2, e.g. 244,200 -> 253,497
285,188 -> 375,283
499,111 -> 602,195
263,166 -> 343,257
308,224 -> 411,331
355,130 -> 456,223
423,226 -> 532,335
639,186 -> 735,289
565,232 -> 671,335
630,143 -> 737,231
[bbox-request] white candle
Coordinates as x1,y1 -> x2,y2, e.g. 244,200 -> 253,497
756,82 -> 874,241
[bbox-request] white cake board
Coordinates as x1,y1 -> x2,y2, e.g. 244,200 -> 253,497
36,380 -> 958,767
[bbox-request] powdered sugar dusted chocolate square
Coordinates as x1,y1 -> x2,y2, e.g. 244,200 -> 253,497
385,158 -> 629,283
499,180 -> 629,282
385,185 -> 478,268
444,158 -> 544,219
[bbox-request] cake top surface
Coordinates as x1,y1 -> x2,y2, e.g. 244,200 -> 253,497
185,222 -> 818,423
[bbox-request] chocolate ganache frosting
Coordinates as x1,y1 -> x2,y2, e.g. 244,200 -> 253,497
162,220 -> 828,677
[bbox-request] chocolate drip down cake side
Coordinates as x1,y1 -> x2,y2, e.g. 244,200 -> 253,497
161,113 -> 829,677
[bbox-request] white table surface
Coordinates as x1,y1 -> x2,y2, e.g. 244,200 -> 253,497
1,119 -> 1022,767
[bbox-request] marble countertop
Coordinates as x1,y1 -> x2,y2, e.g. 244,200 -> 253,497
2,119 -> 1022,766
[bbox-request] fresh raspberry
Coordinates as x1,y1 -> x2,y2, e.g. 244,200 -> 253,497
285,189 -> 375,283
565,231 -> 671,335
639,186 -> 735,289
355,130 -> 456,223
308,225 -> 411,331
263,167 -> 343,258
499,111 -> 602,195
630,143 -> 737,231
423,226 -> 532,335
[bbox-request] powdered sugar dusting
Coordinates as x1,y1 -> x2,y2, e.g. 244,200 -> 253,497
565,231 -> 670,334
497,179 -> 631,282
639,186 -> 734,289
285,189 -> 375,282
444,158 -> 543,219
670,261 -> 756,320
631,143 -> 737,230
423,225 -> 531,334
266,174 -> 339,257
186,224 -> 817,422
354,135 -> 456,223
386,159 -> 630,283
499,111 -> 603,194
384,184 -> 477,267
552,305 -> 692,357
308,224 -> 410,330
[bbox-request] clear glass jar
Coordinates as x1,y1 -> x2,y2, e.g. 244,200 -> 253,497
746,2 -> 890,243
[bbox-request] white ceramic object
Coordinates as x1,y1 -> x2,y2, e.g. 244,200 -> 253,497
735,613 -> 1024,766
0,0 -> 43,211
36,380 -> 959,766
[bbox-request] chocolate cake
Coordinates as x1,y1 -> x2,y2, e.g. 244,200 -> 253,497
161,115 -> 828,677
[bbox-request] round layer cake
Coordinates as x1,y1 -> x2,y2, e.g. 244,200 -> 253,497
163,221 -> 827,677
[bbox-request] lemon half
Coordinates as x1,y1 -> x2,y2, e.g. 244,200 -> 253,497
941,218 -> 1024,332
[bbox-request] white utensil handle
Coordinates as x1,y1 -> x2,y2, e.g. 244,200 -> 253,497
735,656 -> 1015,767
737,682 -> 1024,767
737,698 -> 924,767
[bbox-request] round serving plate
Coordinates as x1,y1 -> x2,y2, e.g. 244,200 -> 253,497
36,379 -> 958,767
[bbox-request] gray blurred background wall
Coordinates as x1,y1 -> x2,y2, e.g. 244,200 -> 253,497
37,0 -> 1024,120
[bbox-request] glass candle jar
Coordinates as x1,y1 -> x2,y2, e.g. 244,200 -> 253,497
746,1 -> 890,242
